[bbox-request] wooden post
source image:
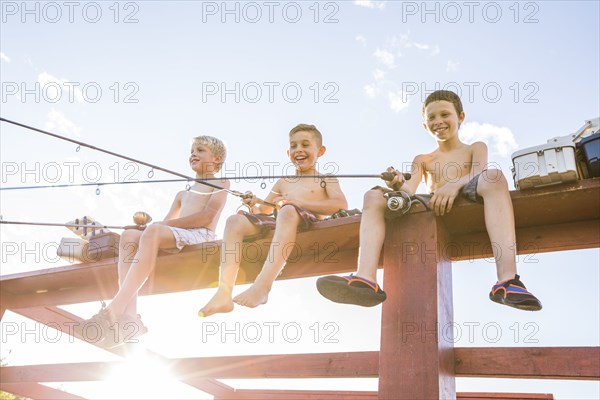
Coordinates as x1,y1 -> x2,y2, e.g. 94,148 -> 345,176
379,212 -> 455,399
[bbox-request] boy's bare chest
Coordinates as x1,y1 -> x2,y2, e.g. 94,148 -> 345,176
181,190 -> 211,209
423,150 -> 473,183
278,180 -> 326,198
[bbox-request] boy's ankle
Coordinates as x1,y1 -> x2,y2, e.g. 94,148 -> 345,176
497,270 -> 517,283
251,278 -> 273,292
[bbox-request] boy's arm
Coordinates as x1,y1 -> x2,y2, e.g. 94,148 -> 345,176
160,181 -> 230,228
430,141 -> 488,216
279,177 -> 348,216
387,155 -> 425,195
243,179 -> 282,215
162,191 -> 183,221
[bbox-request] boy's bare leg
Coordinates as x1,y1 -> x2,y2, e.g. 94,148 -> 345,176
117,229 -> 143,317
199,214 -> 260,317
356,189 -> 388,283
105,224 -> 176,319
477,170 -> 518,282
234,206 -> 300,308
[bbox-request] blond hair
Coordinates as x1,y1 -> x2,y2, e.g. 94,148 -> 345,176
192,135 -> 227,172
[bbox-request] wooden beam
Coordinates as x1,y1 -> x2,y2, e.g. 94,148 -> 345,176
0,383 -> 85,400
11,305 -> 236,398
220,389 -> 554,400
2,348 -> 596,383
454,347 -> 600,380
441,179 -> 600,237
449,219 -> 600,261
0,215 -> 363,309
2,180 -> 599,310
223,389 -> 377,400
0,352 -> 377,383
379,212 -> 455,399
458,394 -> 553,400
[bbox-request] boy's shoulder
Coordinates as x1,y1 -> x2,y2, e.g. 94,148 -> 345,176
415,141 -> 487,161
213,177 -> 231,188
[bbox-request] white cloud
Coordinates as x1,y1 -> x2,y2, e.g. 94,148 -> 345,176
38,72 -> 84,103
412,42 -> 430,50
373,69 -> 385,81
429,45 -> 440,56
460,122 -> 519,158
355,35 -> 367,47
388,91 -> 410,113
364,83 -> 380,99
447,60 -> 460,72
373,48 -> 395,68
45,109 -> 82,138
0,52 -> 10,63
354,0 -> 387,9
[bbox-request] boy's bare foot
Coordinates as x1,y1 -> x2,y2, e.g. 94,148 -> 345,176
198,286 -> 234,317
233,283 -> 271,308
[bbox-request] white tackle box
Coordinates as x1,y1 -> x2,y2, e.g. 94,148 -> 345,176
511,136 -> 578,189
511,117 -> 599,189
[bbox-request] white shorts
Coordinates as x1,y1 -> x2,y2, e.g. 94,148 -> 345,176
162,227 -> 216,253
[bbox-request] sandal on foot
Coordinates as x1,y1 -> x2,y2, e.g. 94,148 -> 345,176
489,274 -> 542,311
316,274 -> 386,307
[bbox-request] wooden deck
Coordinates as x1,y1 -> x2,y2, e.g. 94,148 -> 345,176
1,178 -> 599,399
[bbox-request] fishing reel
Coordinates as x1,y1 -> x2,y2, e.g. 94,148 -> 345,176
132,211 -> 152,229
383,191 -> 412,215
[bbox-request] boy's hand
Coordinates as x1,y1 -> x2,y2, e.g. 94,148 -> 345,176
384,166 -> 406,190
273,195 -> 296,208
430,183 -> 461,216
242,191 -> 258,207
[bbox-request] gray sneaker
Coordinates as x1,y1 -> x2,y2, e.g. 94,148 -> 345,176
100,313 -> 148,349
74,303 -> 114,345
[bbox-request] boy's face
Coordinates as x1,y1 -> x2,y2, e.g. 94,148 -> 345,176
287,130 -> 326,172
189,142 -> 221,174
422,100 -> 465,142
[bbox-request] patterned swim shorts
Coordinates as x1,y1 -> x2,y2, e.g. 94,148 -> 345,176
238,204 -> 319,242
162,227 -> 216,253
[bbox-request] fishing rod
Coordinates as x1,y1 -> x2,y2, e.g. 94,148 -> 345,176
0,173 -> 411,192
0,117 -> 278,208
0,220 -> 144,231
0,212 -> 152,231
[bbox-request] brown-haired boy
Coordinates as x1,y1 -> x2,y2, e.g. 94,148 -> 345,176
317,90 -> 542,311
199,124 -> 348,317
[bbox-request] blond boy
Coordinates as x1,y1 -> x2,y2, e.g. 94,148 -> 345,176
80,136 -> 229,347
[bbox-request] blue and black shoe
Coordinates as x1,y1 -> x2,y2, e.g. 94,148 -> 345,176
489,274 -> 542,311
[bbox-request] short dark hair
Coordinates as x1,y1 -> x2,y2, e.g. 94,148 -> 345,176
289,124 -> 323,147
422,90 -> 464,116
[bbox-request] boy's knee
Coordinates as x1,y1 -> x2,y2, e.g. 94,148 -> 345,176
276,205 -> 300,223
225,213 -> 253,235
120,229 -> 141,246
226,213 -> 247,228
140,224 -> 162,242
363,189 -> 386,209
479,169 -> 508,193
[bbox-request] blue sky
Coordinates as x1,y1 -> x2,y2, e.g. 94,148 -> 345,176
1,1 -> 599,398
